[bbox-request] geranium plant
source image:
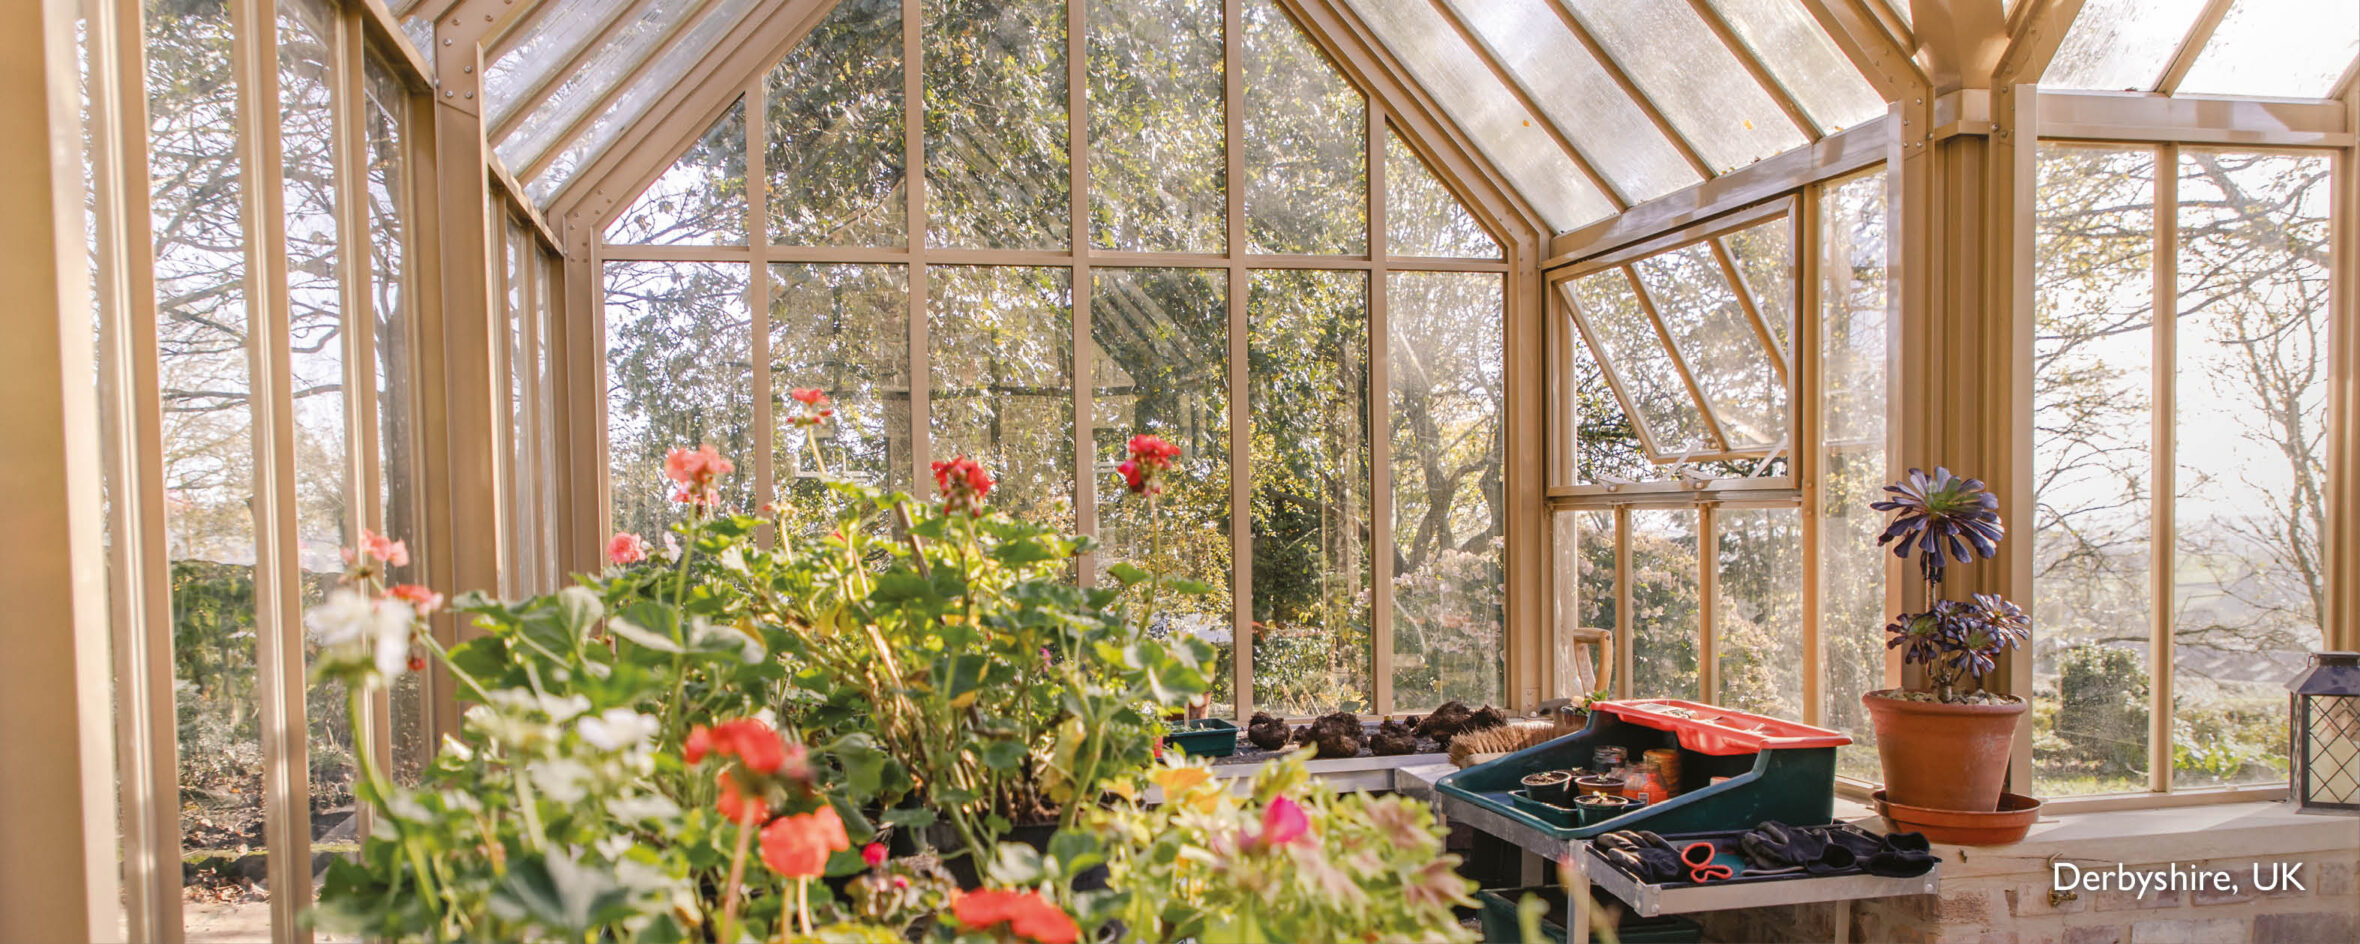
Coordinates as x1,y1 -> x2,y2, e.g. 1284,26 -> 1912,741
1872,467 -> 2029,702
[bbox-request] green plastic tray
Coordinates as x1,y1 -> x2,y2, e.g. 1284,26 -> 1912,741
1474,889 -> 1702,944
1163,718 -> 1239,757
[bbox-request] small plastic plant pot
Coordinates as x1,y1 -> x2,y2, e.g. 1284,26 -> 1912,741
1575,774 -> 1625,798
1575,793 -> 1642,827
1521,770 -> 1576,806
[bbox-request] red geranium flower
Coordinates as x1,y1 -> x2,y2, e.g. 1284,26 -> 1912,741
684,719 -> 801,776
789,388 -> 829,406
760,806 -> 849,878
1118,434 -> 1182,495
953,889 -> 1079,944
386,583 -> 443,615
715,769 -> 764,823
931,456 -> 995,517
862,842 -> 888,868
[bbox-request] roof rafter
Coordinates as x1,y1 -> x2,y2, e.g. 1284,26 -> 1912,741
1546,0 -> 1716,179
1682,0 -> 1822,139
1992,0 -> 2084,88
490,0 -> 666,142
486,0 -> 560,62
2155,0 -> 2234,95
1795,0 -> 1928,102
1426,0 -> 1629,211
519,0 -> 728,181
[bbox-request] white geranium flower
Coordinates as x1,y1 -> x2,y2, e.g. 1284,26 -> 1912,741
371,599 -> 414,679
527,758 -> 593,804
306,588 -> 379,648
577,707 -> 659,752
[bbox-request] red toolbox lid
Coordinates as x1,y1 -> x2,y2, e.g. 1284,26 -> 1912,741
1598,699 -> 1852,755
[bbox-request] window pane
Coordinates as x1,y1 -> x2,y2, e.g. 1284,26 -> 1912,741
769,264 -> 911,528
1628,508 -> 1700,700
1715,507 -> 1803,719
2170,150 -> 2331,788
1091,268 -> 1232,715
364,56 -> 432,783
1348,0 -> 1613,232
2032,145 -> 2155,796
148,0 -> 264,923
1721,219 -> 1795,360
1559,298 -> 1651,484
2040,0 -> 2208,92
1389,272 -> 1504,710
484,0 -> 636,131
604,262 -> 755,539
1564,0 -> 1808,173
1818,170 -> 1889,782
1385,131 -> 1499,259
923,0 -> 1069,250
1564,270 -> 1715,456
606,98 -> 748,246
1249,270 -> 1370,714
1703,0 -> 1886,132
1243,0 -> 1364,255
2177,0 -> 2359,99
1633,244 -> 1788,449
929,266 -> 1074,527
1552,510 -> 1616,699
1088,0 -> 1224,253
506,225 -> 535,594
1443,0 -> 1701,206
767,0 -> 905,247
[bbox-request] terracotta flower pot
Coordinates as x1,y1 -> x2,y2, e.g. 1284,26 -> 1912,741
1873,789 -> 2043,845
1861,690 -> 2026,812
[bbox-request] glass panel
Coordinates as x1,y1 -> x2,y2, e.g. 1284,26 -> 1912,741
1088,0 -> 1225,253
2031,145 -> 2155,796
547,0 -> 754,197
1563,270 -> 1714,456
1704,0 -> 1887,132
279,0 -> 355,883
363,56 -> 431,783
1818,170 -> 1889,782
768,263 -> 910,518
2170,150 -> 2331,788
1552,510 -> 1616,699
1720,220 -> 1795,359
2177,0 -> 2359,99
923,0 -> 1069,250
1248,269 -> 1371,714
606,99 -> 747,245
496,0 -> 699,174
2040,0 -> 2208,92
534,252 -> 559,584
1385,131 -> 1500,259
1560,299 -> 1652,483
1564,0 -> 1809,173
1443,0 -> 1701,206
1715,507 -> 1803,719
401,14 -> 435,75
767,0 -> 905,247
1628,508 -> 1700,700
928,266 -> 1074,527
604,261 -> 755,538
1633,244 -> 1787,448
504,224 -> 535,595
148,0 -> 265,927
1347,0 -> 1613,232
485,0 -> 636,131
1389,272 -> 1505,710
1242,0 -> 1364,255
1091,268 -> 1232,715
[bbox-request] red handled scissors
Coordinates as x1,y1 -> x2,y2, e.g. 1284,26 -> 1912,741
1681,842 -> 1734,882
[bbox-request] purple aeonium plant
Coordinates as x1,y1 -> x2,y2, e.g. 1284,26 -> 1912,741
1887,594 -> 2030,697
1871,467 -> 2005,584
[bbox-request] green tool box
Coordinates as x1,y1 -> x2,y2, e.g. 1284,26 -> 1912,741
1437,699 -> 1848,840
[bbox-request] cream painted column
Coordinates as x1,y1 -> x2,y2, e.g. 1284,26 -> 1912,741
0,0 -> 123,938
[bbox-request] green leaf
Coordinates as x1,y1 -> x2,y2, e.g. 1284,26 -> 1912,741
487,848 -> 636,938
444,637 -> 510,687
606,616 -> 683,654
985,841 -> 1044,886
978,739 -> 1026,772
880,807 -> 937,830
1105,562 -> 1150,587
555,586 -> 603,642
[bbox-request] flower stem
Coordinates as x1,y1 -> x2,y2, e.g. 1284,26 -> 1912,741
718,803 -> 759,944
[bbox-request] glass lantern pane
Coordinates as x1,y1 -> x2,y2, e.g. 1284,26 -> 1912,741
2177,0 -> 2359,99
2040,0 -> 2209,92
767,0 -> 906,247
496,0 -> 700,173
1385,131 -> 1500,259
605,99 -> 747,245
1563,270 -> 1714,457
1633,244 -> 1787,449
1564,0 -> 1809,174
1704,0 -> 1887,132
1348,0 -> 1615,232
1089,0 -> 1226,253
928,266 -> 1074,528
1817,170 -> 1889,783
924,0 -> 1070,250
1442,0 -> 1701,205
485,0 -> 636,131
1243,0 -> 1365,255
1552,510 -> 1617,700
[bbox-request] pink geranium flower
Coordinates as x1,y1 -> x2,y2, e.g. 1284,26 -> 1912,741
664,444 -> 735,507
359,528 -> 409,568
607,532 -> 650,565
1250,796 -> 1310,850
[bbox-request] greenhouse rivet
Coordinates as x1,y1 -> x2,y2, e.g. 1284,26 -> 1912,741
465,91 -> 475,99
444,89 -> 455,97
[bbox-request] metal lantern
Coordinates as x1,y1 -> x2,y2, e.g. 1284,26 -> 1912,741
2289,651 -> 2360,814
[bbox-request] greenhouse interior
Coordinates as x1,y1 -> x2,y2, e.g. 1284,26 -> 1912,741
5,0 -> 2360,941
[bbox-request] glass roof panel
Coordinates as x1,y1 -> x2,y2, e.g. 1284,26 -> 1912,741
527,0 -> 754,203
2176,0 -> 2358,99
496,0 -> 703,174
1346,0 -> 1614,232
1564,270 -> 1714,457
1564,0 -> 1810,174
1442,0 -> 1701,206
485,0 -> 638,132
1705,0 -> 1887,132
2040,0 -> 2208,91
402,13 -> 436,74
1633,243 -> 1786,448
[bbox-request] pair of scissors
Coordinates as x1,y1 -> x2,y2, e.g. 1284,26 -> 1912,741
1681,841 -> 1734,882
